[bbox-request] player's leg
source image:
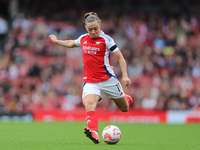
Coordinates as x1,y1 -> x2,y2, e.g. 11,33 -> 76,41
82,94 -> 99,132
82,94 -> 99,112
101,77 -> 133,112
82,83 -> 101,144
82,94 -> 100,144
112,95 -> 133,112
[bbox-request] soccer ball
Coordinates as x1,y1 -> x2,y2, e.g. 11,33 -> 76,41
102,125 -> 121,144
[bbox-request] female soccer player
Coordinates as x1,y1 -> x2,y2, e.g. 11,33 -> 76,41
49,12 -> 133,144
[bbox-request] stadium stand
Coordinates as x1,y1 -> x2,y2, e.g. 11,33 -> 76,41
0,0 -> 200,112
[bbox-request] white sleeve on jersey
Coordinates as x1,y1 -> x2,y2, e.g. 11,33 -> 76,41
74,34 -> 85,47
103,34 -> 119,53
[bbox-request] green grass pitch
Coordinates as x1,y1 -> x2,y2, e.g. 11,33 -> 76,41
0,122 -> 199,150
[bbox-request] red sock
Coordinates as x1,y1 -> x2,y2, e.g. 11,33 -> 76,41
86,111 -> 98,132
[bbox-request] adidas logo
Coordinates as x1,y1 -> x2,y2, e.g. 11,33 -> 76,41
84,41 -> 87,44
96,42 -> 101,44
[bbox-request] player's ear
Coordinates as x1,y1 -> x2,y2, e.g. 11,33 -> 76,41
85,25 -> 88,31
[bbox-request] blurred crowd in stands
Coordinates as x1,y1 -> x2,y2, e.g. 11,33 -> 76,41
0,9 -> 200,112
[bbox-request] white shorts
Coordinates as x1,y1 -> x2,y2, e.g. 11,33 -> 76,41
82,77 -> 124,100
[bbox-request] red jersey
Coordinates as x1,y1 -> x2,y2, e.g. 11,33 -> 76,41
74,31 -> 119,83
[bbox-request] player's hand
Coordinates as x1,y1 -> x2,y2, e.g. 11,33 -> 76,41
49,35 -> 57,43
122,76 -> 131,86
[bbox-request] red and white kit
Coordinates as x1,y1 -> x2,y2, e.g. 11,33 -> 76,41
75,31 -> 124,99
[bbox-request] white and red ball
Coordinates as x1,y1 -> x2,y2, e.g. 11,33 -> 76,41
102,125 -> 121,144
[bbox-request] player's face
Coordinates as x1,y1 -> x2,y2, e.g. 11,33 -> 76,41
85,21 -> 101,39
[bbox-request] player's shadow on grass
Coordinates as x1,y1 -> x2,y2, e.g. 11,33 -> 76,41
66,141 -> 134,146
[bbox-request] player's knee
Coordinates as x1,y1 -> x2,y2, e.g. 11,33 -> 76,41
84,101 -> 96,111
120,105 -> 129,112
84,101 -> 93,108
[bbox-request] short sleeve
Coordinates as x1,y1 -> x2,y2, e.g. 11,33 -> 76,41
74,37 -> 81,47
104,35 -> 119,53
74,34 -> 85,47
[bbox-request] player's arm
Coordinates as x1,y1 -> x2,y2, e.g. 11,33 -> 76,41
113,50 -> 131,86
49,35 -> 78,48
